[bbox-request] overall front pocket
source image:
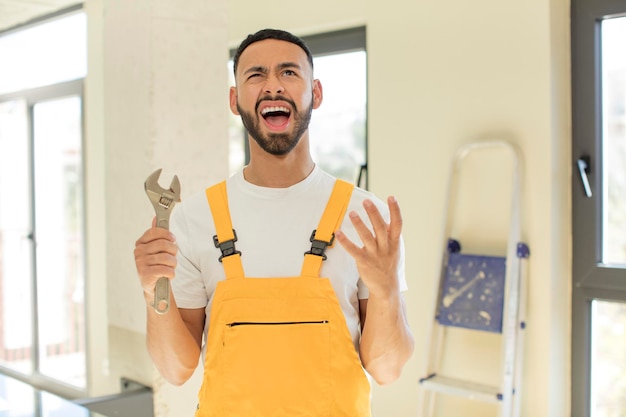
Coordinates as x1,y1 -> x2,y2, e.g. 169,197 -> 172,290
221,320 -> 331,417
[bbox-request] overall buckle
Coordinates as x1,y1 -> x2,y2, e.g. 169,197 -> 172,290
305,229 -> 334,261
213,229 -> 241,262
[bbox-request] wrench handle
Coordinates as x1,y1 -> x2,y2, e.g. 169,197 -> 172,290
152,215 -> 172,314
156,218 -> 170,229
154,276 -> 170,314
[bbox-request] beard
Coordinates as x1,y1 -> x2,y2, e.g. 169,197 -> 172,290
237,96 -> 313,156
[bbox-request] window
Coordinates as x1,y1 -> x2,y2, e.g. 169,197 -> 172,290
571,2 -> 626,416
0,10 -> 87,398
0,374 -> 94,417
229,27 -> 368,187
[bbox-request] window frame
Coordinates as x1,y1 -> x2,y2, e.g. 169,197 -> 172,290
0,4 -> 83,37
0,11 -> 87,399
571,1 -> 626,416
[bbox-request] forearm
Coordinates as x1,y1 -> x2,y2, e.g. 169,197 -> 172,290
359,291 -> 414,385
145,294 -> 201,386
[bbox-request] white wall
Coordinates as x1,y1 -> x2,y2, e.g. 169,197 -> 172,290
85,0 -> 228,414
87,0 -> 572,416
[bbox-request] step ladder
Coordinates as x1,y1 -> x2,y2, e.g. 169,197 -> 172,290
417,141 -> 529,417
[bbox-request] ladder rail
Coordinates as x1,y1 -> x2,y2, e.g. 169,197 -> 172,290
500,142 -> 523,416
513,254 -> 529,417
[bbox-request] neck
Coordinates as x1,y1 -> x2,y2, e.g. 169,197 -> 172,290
244,137 -> 315,188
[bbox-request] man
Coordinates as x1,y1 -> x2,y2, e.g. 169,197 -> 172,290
134,29 -> 414,416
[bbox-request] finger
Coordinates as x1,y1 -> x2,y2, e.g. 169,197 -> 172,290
139,265 -> 176,295
347,210 -> 377,248
335,229 -> 365,260
135,252 -> 177,286
139,259 -> 177,277
149,249 -> 178,267
152,267 -> 175,280
362,199 -> 393,254
134,239 -> 178,261
135,227 -> 176,246
363,199 -> 388,237
387,196 -> 403,243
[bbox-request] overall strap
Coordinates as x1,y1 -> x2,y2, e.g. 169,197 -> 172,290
206,181 -> 245,280
301,179 -> 354,278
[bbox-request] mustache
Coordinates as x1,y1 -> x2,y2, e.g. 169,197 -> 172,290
255,95 -> 297,113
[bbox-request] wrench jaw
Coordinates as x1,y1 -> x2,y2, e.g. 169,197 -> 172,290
144,169 -> 182,204
169,175 -> 181,198
144,170 -> 182,229
145,168 -> 164,192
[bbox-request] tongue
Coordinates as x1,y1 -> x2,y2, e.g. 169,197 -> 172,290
266,114 -> 289,127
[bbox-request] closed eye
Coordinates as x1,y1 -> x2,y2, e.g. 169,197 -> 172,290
243,65 -> 268,81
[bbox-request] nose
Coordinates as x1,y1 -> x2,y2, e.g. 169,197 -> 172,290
263,74 -> 284,94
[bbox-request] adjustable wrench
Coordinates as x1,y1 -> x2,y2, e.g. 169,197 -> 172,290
144,168 -> 181,314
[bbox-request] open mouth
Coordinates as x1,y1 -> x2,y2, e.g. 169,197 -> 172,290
261,106 -> 291,129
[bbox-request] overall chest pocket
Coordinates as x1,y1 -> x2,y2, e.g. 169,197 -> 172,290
221,319 -> 331,417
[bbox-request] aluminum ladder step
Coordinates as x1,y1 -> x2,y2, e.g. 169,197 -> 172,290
420,375 -> 502,404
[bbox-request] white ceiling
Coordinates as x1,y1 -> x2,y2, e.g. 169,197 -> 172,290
0,0 -> 81,33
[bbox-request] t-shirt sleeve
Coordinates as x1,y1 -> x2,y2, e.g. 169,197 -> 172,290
169,205 -> 209,309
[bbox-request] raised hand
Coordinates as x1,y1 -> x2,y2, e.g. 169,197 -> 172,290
335,196 -> 403,297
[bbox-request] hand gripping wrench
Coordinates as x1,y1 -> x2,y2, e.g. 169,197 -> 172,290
144,168 -> 181,314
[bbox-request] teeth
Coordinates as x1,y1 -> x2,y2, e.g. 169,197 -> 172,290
261,106 -> 290,115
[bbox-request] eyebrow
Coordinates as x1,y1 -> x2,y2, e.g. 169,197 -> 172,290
277,62 -> 301,71
242,62 -> 302,76
243,65 -> 267,76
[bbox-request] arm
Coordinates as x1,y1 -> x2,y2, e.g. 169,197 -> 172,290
134,226 -> 205,386
335,196 -> 414,385
358,295 -> 413,385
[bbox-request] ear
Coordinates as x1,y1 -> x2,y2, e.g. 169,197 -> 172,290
229,86 -> 240,115
312,79 -> 323,109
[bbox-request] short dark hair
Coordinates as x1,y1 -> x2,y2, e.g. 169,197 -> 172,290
232,28 -> 314,76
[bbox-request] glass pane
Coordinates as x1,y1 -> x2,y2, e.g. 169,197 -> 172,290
0,12 -> 86,95
0,99 -> 34,375
33,96 -> 86,388
0,374 -> 36,416
309,51 -> 367,184
227,50 -> 368,184
591,300 -> 626,416
40,390 -> 90,417
601,16 -> 626,265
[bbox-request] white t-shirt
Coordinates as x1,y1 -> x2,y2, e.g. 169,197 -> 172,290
170,166 -> 407,352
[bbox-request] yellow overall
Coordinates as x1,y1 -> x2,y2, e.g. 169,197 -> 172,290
195,180 -> 371,417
